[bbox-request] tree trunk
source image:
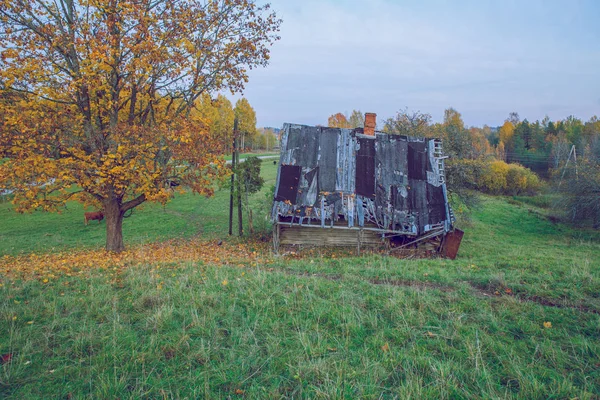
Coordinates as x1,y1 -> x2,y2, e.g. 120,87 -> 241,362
237,176 -> 243,236
244,181 -> 254,234
229,136 -> 237,235
104,198 -> 125,252
248,209 -> 254,234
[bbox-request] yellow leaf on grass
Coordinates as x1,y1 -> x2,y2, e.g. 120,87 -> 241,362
222,279 -> 228,286
543,321 -> 552,329
381,342 -> 389,352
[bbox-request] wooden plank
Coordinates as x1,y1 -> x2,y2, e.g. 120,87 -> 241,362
279,225 -> 384,247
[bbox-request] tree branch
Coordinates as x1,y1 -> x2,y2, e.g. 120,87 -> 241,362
121,193 -> 146,213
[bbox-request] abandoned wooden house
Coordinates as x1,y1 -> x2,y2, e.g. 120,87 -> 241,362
271,113 -> 463,258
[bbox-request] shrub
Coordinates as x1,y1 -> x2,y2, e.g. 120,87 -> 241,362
506,163 -> 541,195
480,160 -> 509,194
446,158 -> 540,196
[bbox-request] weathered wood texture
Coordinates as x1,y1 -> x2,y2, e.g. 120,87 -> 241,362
278,225 -> 384,247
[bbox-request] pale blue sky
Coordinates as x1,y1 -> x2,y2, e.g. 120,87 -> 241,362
239,0 -> 600,128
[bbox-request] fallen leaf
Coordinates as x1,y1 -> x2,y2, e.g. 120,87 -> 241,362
381,343 -> 389,352
543,321 -> 552,329
0,353 -> 13,364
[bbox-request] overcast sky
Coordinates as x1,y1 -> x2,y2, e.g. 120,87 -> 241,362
237,0 -> 600,128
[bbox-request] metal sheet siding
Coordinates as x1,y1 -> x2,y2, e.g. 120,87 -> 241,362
272,123 -> 452,238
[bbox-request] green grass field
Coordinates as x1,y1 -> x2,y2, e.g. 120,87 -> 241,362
1,161 -> 600,398
0,159 -> 279,256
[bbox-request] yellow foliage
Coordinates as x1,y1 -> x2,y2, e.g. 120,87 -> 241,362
0,239 -> 268,282
234,98 -> 258,137
498,121 -> 515,144
449,158 -> 541,195
0,0 -> 280,251
481,160 -> 509,194
478,160 -> 540,195
327,113 -> 351,129
506,163 -> 541,195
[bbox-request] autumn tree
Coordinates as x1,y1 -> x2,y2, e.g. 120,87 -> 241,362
193,93 -> 234,152
348,110 -> 364,129
0,0 -> 281,252
439,108 -> 471,159
382,108 -> 431,137
496,141 -> 506,161
466,127 -> 492,159
255,128 -> 277,151
215,95 -> 235,152
234,97 -> 257,150
508,112 -> 520,126
327,112 -> 351,128
498,121 -> 515,146
264,128 -> 278,151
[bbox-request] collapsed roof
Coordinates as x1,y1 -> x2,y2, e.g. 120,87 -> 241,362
272,120 -> 455,238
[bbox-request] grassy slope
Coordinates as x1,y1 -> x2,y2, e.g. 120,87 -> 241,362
1,164 -> 600,398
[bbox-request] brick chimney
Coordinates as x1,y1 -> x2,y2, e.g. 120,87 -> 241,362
364,112 -> 376,136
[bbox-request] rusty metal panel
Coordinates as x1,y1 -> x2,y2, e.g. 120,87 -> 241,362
408,141 -> 427,180
282,124 -> 301,164
408,179 -> 427,234
297,126 -> 319,168
298,167 -> 319,206
275,165 -> 301,203
375,135 -> 408,191
318,128 -> 338,192
336,129 -> 355,194
355,137 -> 376,198
427,184 -> 447,226
442,229 -> 464,259
278,123 -> 291,163
375,134 -> 413,233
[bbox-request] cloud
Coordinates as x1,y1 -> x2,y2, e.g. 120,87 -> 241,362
240,0 -> 600,127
